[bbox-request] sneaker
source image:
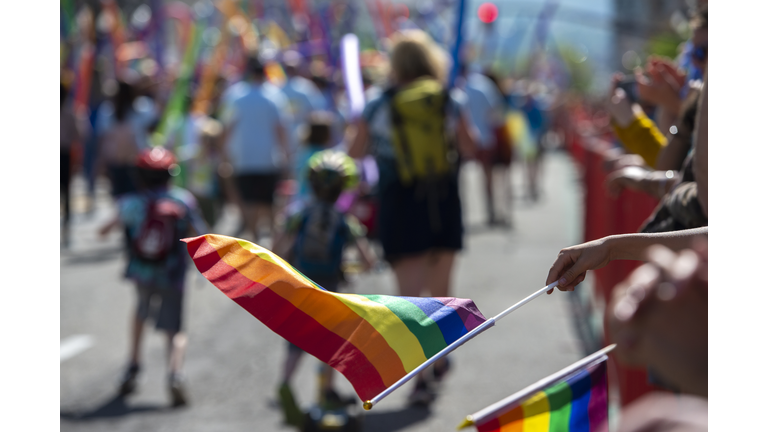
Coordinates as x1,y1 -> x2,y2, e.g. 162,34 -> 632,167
407,381 -> 433,407
118,364 -> 140,396
278,382 -> 305,428
169,374 -> 188,407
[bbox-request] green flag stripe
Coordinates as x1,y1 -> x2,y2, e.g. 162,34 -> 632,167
363,295 -> 447,358
545,380 -> 573,432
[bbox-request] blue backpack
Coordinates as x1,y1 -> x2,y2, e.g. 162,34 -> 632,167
291,205 -> 347,280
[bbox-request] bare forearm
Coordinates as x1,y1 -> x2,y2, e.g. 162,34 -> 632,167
655,133 -> 691,171
348,120 -> 369,159
654,106 -> 676,142
607,227 -> 708,262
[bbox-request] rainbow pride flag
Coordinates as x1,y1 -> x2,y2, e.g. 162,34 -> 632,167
460,346 -> 612,432
183,234 -> 488,401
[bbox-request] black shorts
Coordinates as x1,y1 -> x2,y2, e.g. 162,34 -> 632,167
378,176 -> 464,262
135,283 -> 183,333
235,173 -> 280,204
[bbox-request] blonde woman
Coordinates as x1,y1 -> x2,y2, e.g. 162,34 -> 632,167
348,30 -> 477,405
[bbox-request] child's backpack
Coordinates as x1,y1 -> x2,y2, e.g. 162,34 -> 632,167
132,197 -> 187,262
292,205 -> 347,280
386,78 -> 457,185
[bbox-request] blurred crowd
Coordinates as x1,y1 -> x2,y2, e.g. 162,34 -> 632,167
548,3 -> 708,431
61,0 -> 707,430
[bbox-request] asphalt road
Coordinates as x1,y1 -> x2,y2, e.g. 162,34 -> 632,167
60,151 -> 595,432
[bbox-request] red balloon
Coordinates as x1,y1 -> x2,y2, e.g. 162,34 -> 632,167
477,2 -> 498,24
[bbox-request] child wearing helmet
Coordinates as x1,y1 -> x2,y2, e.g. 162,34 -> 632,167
98,147 -> 208,407
271,149 -> 377,427
292,111 -> 337,204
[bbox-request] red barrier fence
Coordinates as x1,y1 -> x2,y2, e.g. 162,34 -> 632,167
566,124 -> 665,407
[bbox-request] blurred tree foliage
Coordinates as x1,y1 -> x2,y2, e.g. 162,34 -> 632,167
645,32 -> 686,61
558,44 -> 593,95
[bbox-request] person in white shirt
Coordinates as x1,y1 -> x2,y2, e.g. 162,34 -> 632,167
219,57 -> 292,243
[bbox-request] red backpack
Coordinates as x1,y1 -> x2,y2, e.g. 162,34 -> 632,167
132,198 -> 186,262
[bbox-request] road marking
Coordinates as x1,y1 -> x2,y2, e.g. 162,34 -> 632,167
60,335 -> 94,362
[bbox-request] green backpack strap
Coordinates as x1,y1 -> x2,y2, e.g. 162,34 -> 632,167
389,90 -> 417,184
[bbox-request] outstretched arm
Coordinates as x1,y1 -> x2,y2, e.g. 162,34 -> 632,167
545,227 -> 708,292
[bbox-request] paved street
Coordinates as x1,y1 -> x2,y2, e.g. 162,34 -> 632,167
61,150 -> 594,432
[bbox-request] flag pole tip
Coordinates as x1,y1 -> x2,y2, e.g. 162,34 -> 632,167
363,401 -> 373,410
457,415 -> 474,430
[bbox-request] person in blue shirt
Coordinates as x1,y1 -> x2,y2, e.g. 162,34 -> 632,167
462,68 -> 508,225
219,56 -> 292,244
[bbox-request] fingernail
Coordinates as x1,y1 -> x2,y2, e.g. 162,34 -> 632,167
558,278 -> 567,286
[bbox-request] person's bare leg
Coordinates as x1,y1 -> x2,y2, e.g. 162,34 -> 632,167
254,203 -> 276,246
166,331 -> 187,375
242,204 -> 258,241
281,349 -> 303,384
499,166 -> 513,226
129,314 -> 145,366
391,253 -> 430,297
482,161 -> 495,224
119,311 -> 145,395
166,331 -> 189,406
426,250 -> 456,298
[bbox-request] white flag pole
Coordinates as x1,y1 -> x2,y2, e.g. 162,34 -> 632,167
363,281 -> 560,410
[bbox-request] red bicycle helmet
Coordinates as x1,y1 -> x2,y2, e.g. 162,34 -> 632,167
137,147 -> 176,171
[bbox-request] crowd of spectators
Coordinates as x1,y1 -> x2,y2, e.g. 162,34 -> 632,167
60,1 -> 708,429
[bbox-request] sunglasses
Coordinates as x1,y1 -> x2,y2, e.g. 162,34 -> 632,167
692,44 -> 707,61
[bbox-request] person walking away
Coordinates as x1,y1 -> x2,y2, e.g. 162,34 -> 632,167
348,29 -> 477,405
462,68 -> 509,226
520,81 -> 549,201
96,81 -> 142,199
98,147 -> 208,407
61,82 -> 83,247
271,150 -> 376,427
220,56 -> 292,245
182,114 -> 225,229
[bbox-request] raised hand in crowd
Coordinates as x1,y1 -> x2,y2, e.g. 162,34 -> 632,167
605,73 -> 640,128
635,56 -> 687,114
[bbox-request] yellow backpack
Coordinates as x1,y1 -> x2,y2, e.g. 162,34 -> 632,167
387,78 -> 457,185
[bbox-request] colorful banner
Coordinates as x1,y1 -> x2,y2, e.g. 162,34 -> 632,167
184,234 -> 488,402
459,345 -> 613,432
